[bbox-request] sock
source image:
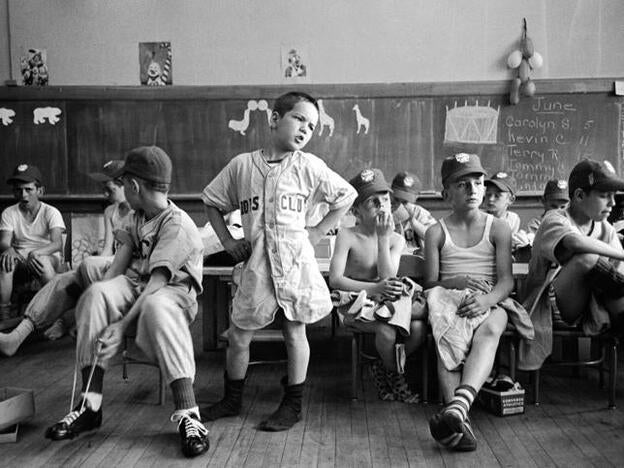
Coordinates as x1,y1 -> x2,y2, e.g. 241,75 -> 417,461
82,391 -> 103,411
81,365 -> 105,394
444,384 -> 477,422
0,318 -> 35,356
171,377 -> 196,411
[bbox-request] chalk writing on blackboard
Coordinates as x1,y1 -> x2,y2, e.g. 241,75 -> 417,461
503,96 -> 603,192
444,101 -> 499,144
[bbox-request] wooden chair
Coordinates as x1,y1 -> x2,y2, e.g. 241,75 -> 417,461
346,254 -> 429,401
121,332 -> 167,405
530,326 -> 618,409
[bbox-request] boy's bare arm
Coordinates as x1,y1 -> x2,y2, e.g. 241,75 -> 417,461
103,242 -> 133,280
329,228 -> 402,297
376,212 -> 404,278
205,205 -> 250,262
558,232 -> 624,263
29,226 -> 64,257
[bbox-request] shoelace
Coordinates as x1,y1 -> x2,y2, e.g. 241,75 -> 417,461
59,407 -> 86,426
179,416 -> 208,439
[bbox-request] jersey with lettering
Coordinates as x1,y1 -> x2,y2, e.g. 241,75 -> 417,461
201,150 -> 357,329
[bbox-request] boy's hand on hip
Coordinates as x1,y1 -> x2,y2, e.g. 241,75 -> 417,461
223,238 -> 251,263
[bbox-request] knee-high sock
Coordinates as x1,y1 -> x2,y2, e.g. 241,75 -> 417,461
0,319 -> 35,356
444,384 -> 477,422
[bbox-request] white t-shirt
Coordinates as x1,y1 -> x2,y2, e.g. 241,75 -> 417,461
0,202 -> 66,257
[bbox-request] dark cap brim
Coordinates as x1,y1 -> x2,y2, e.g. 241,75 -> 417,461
7,175 -> 39,185
88,172 -> 113,183
593,178 -> 624,192
485,179 -> 514,194
392,188 -> 418,203
444,168 -> 487,185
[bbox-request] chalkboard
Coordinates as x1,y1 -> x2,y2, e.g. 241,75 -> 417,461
0,83 -> 621,196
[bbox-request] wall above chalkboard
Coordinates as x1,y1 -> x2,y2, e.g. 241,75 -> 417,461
0,78 -> 621,197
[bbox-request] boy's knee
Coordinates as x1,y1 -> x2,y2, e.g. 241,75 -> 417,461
227,326 -> 254,351
475,321 -> 505,343
375,323 -> 396,344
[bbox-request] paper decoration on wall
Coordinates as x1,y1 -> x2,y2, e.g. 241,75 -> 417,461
444,101 -> 499,144
317,100 -> 335,137
71,214 -> 105,266
281,46 -> 309,82
0,108 -> 16,126
257,100 -> 272,124
33,107 -> 62,125
20,49 -> 49,86
352,104 -> 370,135
139,42 -> 172,86
228,100 -> 257,135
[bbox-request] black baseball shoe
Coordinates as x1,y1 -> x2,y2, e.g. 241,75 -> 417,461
177,413 -> 209,458
44,404 -> 102,440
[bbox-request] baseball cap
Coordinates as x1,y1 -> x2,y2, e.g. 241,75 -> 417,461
485,172 -> 517,195
112,146 -> 172,184
349,168 -> 392,205
88,160 -> 125,183
568,159 -> 624,194
441,153 -> 486,185
391,171 -> 422,203
543,179 -> 569,201
7,163 -> 43,185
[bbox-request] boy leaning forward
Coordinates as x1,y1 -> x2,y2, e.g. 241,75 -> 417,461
201,92 -> 356,431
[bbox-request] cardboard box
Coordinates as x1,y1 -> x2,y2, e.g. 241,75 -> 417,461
314,236 -> 335,259
0,424 -> 19,444
0,388 -> 35,432
478,386 -> 525,416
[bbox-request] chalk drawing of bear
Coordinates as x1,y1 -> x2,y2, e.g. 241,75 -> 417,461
0,108 -> 16,126
33,107 -> 62,125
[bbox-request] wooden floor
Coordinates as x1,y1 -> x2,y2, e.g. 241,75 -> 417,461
2,313 -> 624,468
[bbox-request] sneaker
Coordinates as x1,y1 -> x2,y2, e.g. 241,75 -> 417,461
453,417 -> 477,452
370,360 -> 395,401
44,404 -> 102,440
177,413 -> 209,458
429,410 -> 477,451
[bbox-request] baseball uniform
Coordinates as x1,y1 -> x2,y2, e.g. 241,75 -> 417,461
202,150 -> 356,329
75,201 -> 204,384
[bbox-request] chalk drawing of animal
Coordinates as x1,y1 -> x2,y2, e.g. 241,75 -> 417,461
33,107 -> 62,125
352,104 -> 370,135
228,100 -> 258,135
0,108 -> 16,126
317,100 -> 335,137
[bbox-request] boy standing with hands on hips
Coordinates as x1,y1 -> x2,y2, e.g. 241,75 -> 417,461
201,92 -> 356,431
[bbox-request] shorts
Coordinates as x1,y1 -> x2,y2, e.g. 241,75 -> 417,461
548,283 -> 579,328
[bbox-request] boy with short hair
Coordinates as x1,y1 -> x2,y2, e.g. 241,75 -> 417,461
0,161 -> 132,355
0,164 -> 65,315
483,171 -> 530,251
390,171 -> 436,253
526,179 -> 570,237
329,168 -> 424,402
520,160 -> 624,371
201,92 -> 356,431
44,146 -> 209,458
424,153 -> 532,451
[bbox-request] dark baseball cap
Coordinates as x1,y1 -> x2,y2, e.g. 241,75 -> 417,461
441,153 -> 486,185
349,168 -> 392,205
485,172 -> 517,195
391,171 -> 422,203
112,146 -> 172,184
7,163 -> 43,185
543,179 -> 569,201
568,159 -> 624,195
88,160 -> 125,183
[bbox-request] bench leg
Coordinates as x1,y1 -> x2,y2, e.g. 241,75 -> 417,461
351,334 -> 359,401
609,338 -> 617,409
508,339 -> 517,381
532,370 -> 540,406
421,336 -> 429,404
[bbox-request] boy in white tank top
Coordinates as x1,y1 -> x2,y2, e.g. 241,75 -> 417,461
424,154 -> 532,451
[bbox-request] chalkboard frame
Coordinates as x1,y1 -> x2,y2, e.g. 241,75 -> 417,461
0,77 -> 622,200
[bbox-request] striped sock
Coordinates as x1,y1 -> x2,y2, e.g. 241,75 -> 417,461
444,385 -> 477,422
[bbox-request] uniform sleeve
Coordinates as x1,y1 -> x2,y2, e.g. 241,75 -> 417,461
46,206 -> 66,232
412,205 -> 436,228
311,161 -> 357,210
527,217 -> 541,234
0,208 -> 15,232
534,211 -> 572,265
148,212 -> 194,277
114,212 -> 138,249
200,158 -> 240,213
